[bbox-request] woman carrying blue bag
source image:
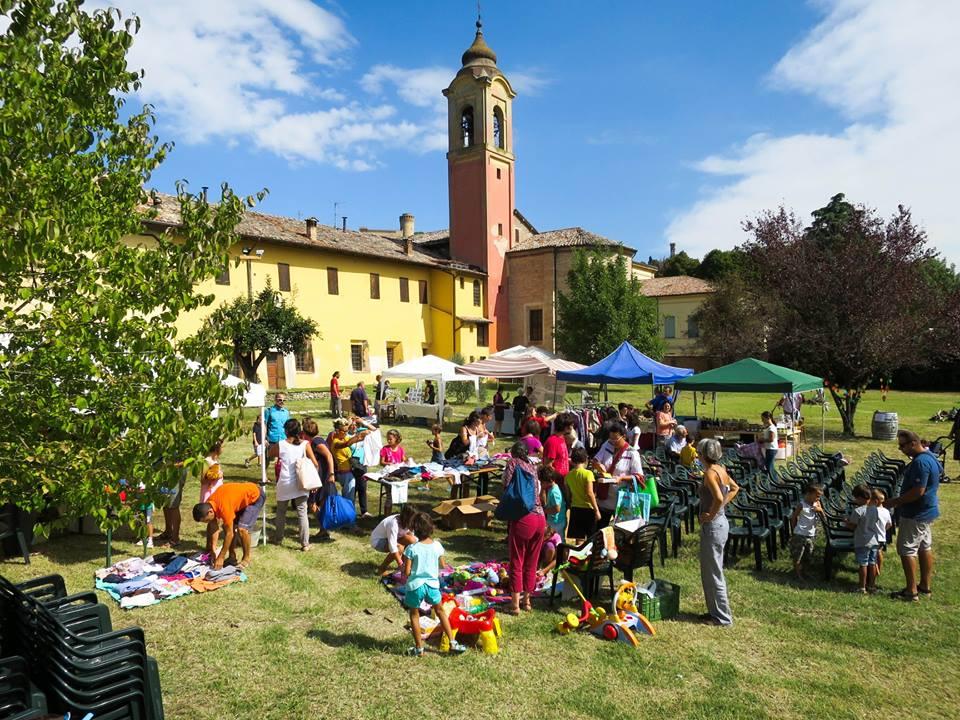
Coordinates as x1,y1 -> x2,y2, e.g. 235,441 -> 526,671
498,442 -> 545,615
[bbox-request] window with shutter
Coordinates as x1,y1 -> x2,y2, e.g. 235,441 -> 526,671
369,273 -> 380,299
327,267 -> 339,295
399,277 -> 409,302
278,263 -> 291,292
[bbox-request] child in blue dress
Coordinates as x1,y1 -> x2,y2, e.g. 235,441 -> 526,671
402,512 -> 467,657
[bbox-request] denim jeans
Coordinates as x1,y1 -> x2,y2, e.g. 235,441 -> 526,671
337,471 -> 355,503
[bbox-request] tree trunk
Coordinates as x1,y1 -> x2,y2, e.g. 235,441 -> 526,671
828,387 -> 860,437
236,349 -> 258,383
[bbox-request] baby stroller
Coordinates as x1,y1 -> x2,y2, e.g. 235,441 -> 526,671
927,409 -> 959,483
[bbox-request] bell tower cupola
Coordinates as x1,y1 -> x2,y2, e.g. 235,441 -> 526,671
443,17 -> 517,351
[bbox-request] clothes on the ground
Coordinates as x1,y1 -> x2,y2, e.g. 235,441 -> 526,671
403,539 -> 445,592
899,450 -> 941,521
264,404 -> 291,444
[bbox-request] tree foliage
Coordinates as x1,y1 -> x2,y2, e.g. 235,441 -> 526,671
556,250 -> 664,365
210,284 -> 318,383
691,274 -> 768,364
0,0 -> 259,534
704,193 -> 960,435
657,250 -> 700,277
693,248 -> 752,281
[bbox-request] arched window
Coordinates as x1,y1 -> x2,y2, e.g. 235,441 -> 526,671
492,107 -> 504,149
460,106 -> 474,148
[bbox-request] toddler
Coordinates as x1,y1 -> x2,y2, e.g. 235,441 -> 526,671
564,447 -> 600,543
538,468 -> 566,577
371,505 -> 418,575
201,439 -> 224,503
380,429 -> 407,465
789,484 -> 825,579
870,488 -> 892,578
244,415 -> 263,468
402,512 -> 466,657
426,424 -> 444,464
845,484 -> 889,593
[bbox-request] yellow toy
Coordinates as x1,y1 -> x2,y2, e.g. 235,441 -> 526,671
431,595 -> 503,654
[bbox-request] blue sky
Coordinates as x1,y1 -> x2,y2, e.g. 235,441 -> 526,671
97,0 -> 960,263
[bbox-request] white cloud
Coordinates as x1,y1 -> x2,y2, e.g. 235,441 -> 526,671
87,0 -> 451,169
507,69 -> 550,96
667,0 -> 960,264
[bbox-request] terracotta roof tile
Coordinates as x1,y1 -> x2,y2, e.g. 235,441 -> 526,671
507,226 -> 635,254
640,276 -> 715,297
139,193 -> 483,273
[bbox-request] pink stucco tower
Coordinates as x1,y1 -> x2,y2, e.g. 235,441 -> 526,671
444,20 -> 516,352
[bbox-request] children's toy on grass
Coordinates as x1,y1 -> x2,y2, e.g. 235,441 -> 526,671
434,595 -> 503,655
554,570 -> 655,647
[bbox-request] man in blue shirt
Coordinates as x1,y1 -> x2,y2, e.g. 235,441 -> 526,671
350,381 -> 370,417
264,393 -> 290,447
646,386 -> 676,414
886,429 -> 940,602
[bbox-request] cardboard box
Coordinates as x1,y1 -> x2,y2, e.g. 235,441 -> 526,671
432,495 -> 499,530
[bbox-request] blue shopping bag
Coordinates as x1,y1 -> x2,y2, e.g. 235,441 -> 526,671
320,492 -> 357,530
494,462 -> 536,522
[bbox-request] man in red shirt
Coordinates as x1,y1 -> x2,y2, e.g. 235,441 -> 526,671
330,371 -> 342,417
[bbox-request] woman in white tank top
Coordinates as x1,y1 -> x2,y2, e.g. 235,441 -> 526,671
269,418 -> 318,551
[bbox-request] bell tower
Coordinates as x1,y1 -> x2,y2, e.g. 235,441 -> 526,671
444,18 -> 516,351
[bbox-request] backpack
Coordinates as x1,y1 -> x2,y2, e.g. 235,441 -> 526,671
495,462 -> 536,522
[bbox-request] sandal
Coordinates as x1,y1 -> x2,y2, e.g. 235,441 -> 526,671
917,585 -> 932,597
889,588 -> 919,602
506,606 -> 521,616
522,601 -> 533,611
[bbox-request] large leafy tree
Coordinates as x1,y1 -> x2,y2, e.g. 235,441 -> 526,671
0,0 -> 258,535
691,274 -> 769,364
693,248 -> 752,281
210,285 -> 318,383
657,250 -> 700,277
739,194 -> 960,435
556,250 -> 664,364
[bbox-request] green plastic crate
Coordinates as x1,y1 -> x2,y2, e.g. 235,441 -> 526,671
639,580 -> 680,621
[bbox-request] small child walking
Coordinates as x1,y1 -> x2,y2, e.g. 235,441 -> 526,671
789,484 -> 825,580
846,484 -> 889,593
402,512 -> 466,657
201,439 -> 224,503
426,424 -> 444,464
870,488 -> 893,578
244,415 -> 263,468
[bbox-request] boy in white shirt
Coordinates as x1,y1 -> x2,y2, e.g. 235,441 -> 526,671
789,484 -> 826,580
870,488 -> 893,580
370,505 -> 418,576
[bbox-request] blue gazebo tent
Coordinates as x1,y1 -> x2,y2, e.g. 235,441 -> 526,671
555,341 -> 694,385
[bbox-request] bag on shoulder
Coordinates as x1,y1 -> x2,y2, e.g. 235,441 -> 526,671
296,456 -> 322,491
495,463 -> 536,522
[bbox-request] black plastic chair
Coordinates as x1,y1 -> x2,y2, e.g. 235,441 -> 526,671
0,508 -> 30,564
549,531 -> 615,606
613,523 -> 660,582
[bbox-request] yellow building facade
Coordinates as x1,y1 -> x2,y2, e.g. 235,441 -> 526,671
640,276 -> 716,372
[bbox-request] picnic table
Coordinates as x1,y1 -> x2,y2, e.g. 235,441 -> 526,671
365,463 -> 504,515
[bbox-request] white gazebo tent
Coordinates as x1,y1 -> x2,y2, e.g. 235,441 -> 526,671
380,355 -> 479,422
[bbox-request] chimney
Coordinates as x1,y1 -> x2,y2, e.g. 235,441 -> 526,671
669,242 -> 676,258
305,217 -> 318,242
400,213 -> 415,256
341,216 -> 348,232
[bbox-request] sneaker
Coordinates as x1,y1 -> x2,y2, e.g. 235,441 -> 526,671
405,646 -> 425,657
145,537 -> 154,549
448,640 -> 468,654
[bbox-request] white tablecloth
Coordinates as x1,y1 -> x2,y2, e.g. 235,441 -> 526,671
395,401 -> 453,421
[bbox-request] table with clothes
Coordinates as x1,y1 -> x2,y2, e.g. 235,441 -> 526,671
94,552 -> 247,609
365,459 -> 505,513
395,402 -> 453,422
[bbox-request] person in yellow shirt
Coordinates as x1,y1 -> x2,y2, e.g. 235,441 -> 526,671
680,440 -> 699,468
330,418 -> 370,507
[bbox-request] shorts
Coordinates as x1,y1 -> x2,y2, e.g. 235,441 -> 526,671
372,537 -> 391,553
166,469 -> 188,509
896,517 -> 933,557
403,583 -> 441,609
143,504 -> 155,523
854,546 -> 878,567
568,506 -> 597,539
236,487 -> 267,531
788,534 -> 815,563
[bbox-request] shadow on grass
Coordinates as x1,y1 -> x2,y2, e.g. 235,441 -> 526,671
438,531 -> 507,561
340,560 -> 379,578
306,628 -> 394,651
749,562 -> 862,593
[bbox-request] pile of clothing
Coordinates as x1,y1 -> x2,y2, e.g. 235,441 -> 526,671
381,559 -> 552,614
95,552 -> 247,609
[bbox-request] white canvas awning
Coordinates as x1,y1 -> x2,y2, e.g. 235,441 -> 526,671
380,355 -> 479,420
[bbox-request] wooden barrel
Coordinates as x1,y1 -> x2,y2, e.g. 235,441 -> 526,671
871,411 -> 899,440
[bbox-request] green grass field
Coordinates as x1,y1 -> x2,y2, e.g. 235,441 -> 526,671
4,388 -> 959,720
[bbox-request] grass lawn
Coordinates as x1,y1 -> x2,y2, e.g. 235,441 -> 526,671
4,388 -> 959,720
